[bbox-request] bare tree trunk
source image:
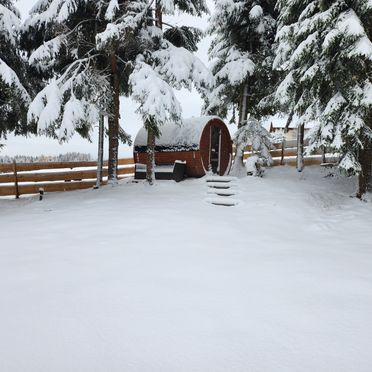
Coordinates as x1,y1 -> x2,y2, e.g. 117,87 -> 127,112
240,84 -> 249,127
145,2 -> 162,185
296,123 -> 305,172
281,110 -> 293,165
95,114 -> 105,189
146,125 -> 156,184
155,2 -> 162,27
230,84 -> 249,177
357,146 -> 372,199
108,53 -> 120,183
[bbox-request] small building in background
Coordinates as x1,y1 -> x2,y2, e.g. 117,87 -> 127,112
262,114 -> 316,141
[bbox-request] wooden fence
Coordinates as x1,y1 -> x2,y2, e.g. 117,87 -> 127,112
1,140 -> 339,198
0,158 -> 135,197
244,139 -> 339,167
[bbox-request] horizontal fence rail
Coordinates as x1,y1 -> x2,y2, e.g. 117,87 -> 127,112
244,139 -> 339,167
0,158 -> 135,197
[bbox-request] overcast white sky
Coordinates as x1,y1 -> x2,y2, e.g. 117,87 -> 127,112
4,0 -> 215,158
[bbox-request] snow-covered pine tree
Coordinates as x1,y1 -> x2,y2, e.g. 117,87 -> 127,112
233,116 -> 273,177
275,0 -> 372,196
23,0 -> 111,138
94,0 -> 151,182
0,0 -> 31,140
23,0 -> 132,182
207,0 -> 277,175
122,0 -> 213,184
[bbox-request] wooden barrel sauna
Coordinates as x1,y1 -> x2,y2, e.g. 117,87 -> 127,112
133,116 -> 233,177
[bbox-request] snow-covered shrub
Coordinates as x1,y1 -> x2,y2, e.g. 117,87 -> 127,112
246,155 -> 265,177
231,117 -> 273,177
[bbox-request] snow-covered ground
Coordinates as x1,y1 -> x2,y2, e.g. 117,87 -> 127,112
1,167 -> 371,372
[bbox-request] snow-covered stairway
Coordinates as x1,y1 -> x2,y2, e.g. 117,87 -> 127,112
205,176 -> 239,206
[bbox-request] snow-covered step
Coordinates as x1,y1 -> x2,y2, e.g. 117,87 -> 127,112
205,197 -> 239,207
207,182 -> 237,189
206,176 -> 237,183
207,189 -> 237,197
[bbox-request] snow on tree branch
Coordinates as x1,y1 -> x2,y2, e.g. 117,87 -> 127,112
29,35 -> 67,71
0,3 -> 21,46
129,57 -> 182,127
28,61 -> 108,142
0,58 -> 30,104
153,41 -> 214,92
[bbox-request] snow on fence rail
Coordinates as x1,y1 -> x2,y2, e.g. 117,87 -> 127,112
0,158 -> 135,197
244,139 -> 339,167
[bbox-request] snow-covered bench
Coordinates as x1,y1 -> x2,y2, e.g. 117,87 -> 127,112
134,161 -> 186,182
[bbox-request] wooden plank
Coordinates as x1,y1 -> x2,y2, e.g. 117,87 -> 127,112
19,181 -> 100,195
270,148 -> 298,158
0,185 -> 15,196
0,167 -> 135,196
118,158 -> 134,166
0,163 -> 15,173
0,158 -> 134,173
244,148 -> 298,159
118,167 -> 135,175
0,161 -> 98,172
272,140 -> 297,149
272,157 -> 324,166
271,148 -> 323,158
0,181 -> 105,196
0,173 -> 15,183
0,166 -> 135,183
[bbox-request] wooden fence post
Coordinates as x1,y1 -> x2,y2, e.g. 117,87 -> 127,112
13,160 -> 20,199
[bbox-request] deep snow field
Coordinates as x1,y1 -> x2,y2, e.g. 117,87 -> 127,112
1,166 -> 371,372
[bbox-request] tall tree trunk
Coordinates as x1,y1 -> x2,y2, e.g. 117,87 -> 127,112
145,2 -> 163,185
231,83 -> 249,177
238,86 -> 244,126
296,123 -> 305,172
95,114 -> 105,189
108,53 -> 120,183
146,123 -> 156,185
281,110 -> 293,165
240,84 -> 249,127
155,2 -> 162,27
357,146 -> 372,199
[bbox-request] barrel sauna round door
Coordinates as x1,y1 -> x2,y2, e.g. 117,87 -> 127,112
210,125 -> 221,174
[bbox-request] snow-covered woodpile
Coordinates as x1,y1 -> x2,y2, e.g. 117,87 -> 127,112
134,117 -> 232,177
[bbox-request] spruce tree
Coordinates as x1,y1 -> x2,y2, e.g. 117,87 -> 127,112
119,0 -> 213,184
23,0 -> 210,184
0,0 -> 31,140
275,0 -> 372,196
207,0 -> 277,174
22,0 -> 132,182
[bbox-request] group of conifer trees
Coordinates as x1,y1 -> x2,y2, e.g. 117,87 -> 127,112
0,0 -> 212,184
206,0 -> 372,198
0,0 -> 371,197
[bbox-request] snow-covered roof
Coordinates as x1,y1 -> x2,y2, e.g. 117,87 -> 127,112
134,116 -> 222,151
